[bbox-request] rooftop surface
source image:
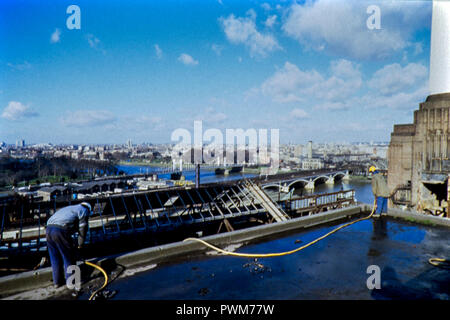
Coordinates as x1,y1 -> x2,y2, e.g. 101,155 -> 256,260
73,216 -> 449,300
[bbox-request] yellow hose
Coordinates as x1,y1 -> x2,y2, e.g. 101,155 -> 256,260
85,260 -> 109,300
428,257 -> 449,268
184,200 -> 377,258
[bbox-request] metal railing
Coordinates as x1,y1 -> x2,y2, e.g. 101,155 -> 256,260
280,189 -> 355,215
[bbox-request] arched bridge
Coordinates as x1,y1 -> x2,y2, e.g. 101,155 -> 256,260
261,171 -> 350,191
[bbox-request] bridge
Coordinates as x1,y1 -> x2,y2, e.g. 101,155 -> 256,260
259,170 -> 350,191
141,162 -> 244,175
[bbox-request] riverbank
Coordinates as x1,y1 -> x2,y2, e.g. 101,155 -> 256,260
118,160 -> 171,167
350,175 -> 370,182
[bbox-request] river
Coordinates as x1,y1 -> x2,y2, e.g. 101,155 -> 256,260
117,165 -> 375,205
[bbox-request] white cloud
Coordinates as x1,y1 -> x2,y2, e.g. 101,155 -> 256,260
86,34 -> 106,54
87,34 -> 100,48
319,59 -> 362,101
137,115 -> 163,125
313,101 -> 348,111
368,63 -> 428,95
246,9 -> 257,21
195,107 -> 228,124
219,13 -> 281,58
414,43 -> 423,55
60,110 -> 116,127
264,15 -> 277,28
178,53 -> 199,66
260,62 -> 322,103
154,44 -> 163,59
261,3 -> 271,11
282,0 -> 430,60
7,61 -> 31,71
123,115 -> 165,131
1,101 -> 38,120
211,44 -> 223,56
50,28 -> 61,43
362,85 -> 429,110
260,59 -> 361,103
290,108 -> 309,119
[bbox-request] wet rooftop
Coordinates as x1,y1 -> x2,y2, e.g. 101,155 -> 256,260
74,216 -> 449,300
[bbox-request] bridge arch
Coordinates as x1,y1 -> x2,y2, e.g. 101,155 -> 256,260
313,175 -> 331,184
262,184 -> 282,191
287,179 -> 310,189
261,170 -> 349,191
332,171 -> 348,181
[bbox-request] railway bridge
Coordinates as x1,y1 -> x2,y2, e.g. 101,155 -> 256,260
259,170 -> 350,192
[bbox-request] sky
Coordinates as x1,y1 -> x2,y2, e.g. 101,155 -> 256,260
0,0 -> 434,145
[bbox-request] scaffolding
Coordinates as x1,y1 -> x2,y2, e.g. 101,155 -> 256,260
0,181 -> 355,261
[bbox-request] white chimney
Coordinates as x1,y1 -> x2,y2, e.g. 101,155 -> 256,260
429,0 -> 450,95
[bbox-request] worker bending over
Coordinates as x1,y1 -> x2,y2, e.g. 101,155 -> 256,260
46,202 -> 91,288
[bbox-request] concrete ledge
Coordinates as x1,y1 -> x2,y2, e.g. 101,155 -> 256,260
358,202 -> 450,227
386,208 -> 450,227
0,205 -> 364,298
0,267 -> 53,299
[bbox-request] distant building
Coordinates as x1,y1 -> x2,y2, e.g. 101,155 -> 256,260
307,141 -> 313,159
302,158 -> 324,170
72,180 -> 127,195
37,186 -> 69,201
16,139 -> 25,148
294,145 -> 303,158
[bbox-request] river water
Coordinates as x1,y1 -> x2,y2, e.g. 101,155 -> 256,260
117,165 -> 375,205
116,165 -> 257,184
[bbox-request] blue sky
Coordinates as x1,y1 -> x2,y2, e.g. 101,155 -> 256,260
0,0 -> 433,145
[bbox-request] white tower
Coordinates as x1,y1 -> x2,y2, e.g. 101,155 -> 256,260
429,0 -> 450,95
307,141 -> 313,159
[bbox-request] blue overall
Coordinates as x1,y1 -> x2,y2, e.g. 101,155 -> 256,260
376,196 -> 388,214
46,204 -> 90,286
46,226 -> 76,286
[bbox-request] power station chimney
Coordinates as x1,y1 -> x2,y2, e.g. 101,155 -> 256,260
429,0 -> 450,95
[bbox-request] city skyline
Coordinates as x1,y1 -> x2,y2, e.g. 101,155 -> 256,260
2,139 -> 390,147
1,0 -> 433,145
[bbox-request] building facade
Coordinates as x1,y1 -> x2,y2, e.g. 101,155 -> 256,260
388,1 -> 450,216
